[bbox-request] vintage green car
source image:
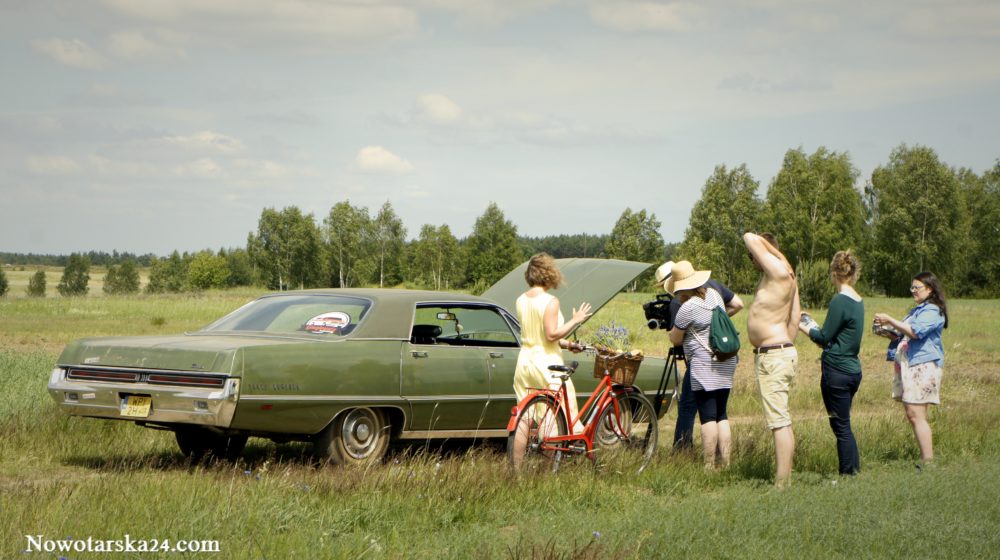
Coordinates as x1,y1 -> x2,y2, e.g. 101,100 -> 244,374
47,258 -> 676,464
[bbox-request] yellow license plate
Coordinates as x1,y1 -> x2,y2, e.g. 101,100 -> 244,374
121,395 -> 151,418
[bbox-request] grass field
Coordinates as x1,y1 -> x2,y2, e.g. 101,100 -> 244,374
2,289 -> 999,558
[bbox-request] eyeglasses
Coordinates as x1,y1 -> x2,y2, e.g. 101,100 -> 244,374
910,284 -> 927,292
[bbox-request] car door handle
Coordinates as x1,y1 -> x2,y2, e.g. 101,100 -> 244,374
411,351 -> 428,358
489,352 -> 504,358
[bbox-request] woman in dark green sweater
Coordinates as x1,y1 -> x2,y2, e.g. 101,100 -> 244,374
800,251 -> 865,475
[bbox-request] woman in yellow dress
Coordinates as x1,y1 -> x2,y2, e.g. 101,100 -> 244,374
513,253 -> 591,433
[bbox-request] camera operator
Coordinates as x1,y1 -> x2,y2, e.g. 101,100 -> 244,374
653,261 -> 744,452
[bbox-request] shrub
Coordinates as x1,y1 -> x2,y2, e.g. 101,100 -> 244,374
0,266 -> 8,297
57,253 -> 90,297
104,259 -> 141,295
797,259 -> 836,309
26,270 -> 46,297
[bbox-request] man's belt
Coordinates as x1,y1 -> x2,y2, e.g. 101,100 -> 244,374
753,342 -> 795,355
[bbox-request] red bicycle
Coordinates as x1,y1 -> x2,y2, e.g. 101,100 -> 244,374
506,354 -> 658,474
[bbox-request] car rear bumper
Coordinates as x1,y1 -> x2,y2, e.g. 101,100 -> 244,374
47,367 -> 240,427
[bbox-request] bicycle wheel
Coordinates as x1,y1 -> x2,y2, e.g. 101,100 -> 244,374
507,394 -> 567,474
593,389 -> 658,473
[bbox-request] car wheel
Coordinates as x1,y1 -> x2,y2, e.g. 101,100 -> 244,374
314,408 -> 390,466
175,427 -> 248,462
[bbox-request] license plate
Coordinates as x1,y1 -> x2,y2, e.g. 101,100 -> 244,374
121,395 -> 151,418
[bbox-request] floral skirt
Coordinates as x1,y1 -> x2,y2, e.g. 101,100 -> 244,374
892,349 -> 941,405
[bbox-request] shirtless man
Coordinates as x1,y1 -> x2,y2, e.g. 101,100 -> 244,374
744,232 -> 801,487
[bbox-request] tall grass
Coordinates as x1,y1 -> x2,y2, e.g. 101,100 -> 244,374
2,292 -> 999,558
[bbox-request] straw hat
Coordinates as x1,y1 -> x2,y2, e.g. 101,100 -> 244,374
654,261 -> 675,293
666,260 -> 711,294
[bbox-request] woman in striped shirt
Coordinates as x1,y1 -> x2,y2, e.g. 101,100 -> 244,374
669,262 -> 739,470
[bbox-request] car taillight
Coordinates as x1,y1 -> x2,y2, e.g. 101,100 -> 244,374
146,374 -> 226,388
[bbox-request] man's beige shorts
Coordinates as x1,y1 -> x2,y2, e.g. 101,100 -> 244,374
754,346 -> 798,429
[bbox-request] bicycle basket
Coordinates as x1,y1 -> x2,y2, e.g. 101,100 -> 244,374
593,352 -> 643,386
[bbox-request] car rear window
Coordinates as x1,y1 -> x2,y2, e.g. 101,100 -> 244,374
201,295 -> 372,336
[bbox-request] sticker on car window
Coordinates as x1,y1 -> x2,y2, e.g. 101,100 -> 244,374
303,311 -> 351,334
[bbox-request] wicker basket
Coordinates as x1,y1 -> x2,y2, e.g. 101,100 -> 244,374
593,352 -> 643,386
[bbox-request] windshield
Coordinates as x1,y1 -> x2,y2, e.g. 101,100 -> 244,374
201,294 -> 372,336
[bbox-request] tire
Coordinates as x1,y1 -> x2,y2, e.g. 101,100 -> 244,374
175,427 -> 248,462
314,408 -> 390,466
593,389 -> 658,474
507,395 -> 567,474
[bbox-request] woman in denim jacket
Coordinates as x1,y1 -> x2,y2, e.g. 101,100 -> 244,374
874,272 -> 948,466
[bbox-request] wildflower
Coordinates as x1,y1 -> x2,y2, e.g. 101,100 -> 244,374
592,531 -> 602,539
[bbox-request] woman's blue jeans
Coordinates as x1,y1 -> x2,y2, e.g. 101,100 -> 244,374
673,363 -> 696,449
821,363 -> 862,475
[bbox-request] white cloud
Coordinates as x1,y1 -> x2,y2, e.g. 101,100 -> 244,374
419,0 -> 561,24
31,38 -> 107,69
164,131 -> 245,155
356,146 -> 414,174
107,30 -> 187,60
100,0 -> 419,45
25,155 -> 82,175
416,93 -> 465,124
89,155 -> 159,178
69,83 -> 162,107
232,159 -> 317,181
896,2 -> 1000,39
588,1 -> 695,33
174,158 -> 224,179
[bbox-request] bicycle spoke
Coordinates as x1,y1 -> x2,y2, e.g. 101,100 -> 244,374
508,395 -> 567,474
593,390 -> 658,474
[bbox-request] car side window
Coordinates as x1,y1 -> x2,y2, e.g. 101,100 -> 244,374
413,305 -> 518,347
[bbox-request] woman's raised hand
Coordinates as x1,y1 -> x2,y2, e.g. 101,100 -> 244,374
572,302 -> 593,324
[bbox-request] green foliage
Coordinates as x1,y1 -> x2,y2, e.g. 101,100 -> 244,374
223,248 -> 254,287
0,265 -> 7,297
26,270 -> 46,297
411,224 -> 462,290
796,259 -> 837,309
605,208 -> 664,291
56,253 -> 90,297
146,251 -> 188,293
465,202 -> 523,293
187,251 -> 231,290
103,259 -> 141,295
864,144 -> 968,296
678,164 -> 763,293
763,148 -> 864,269
959,161 -> 1000,296
323,201 -> 373,288
250,206 -> 323,290
371,201 -> 407,287
520,233 -> 609,258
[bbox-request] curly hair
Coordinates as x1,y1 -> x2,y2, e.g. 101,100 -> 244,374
830,250 -> 860,284
524,253 -> 564,289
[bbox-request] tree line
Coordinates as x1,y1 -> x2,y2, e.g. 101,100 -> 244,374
680,144 -> 999,303
2,143 -> 996,302
0,204 -> 664,297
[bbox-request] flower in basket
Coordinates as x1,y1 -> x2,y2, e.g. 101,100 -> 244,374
591,320 -> 641,356
590,320 -> 643,385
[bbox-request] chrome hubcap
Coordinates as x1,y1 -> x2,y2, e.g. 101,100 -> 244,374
342,409 -> 380,459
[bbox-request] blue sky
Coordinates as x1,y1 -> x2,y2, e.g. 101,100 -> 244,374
2,0 -> 999,255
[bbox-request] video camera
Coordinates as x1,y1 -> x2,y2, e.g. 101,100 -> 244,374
642,293 -> 675,331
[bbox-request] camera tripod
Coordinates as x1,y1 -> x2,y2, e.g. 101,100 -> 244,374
653,346 -> 685,417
